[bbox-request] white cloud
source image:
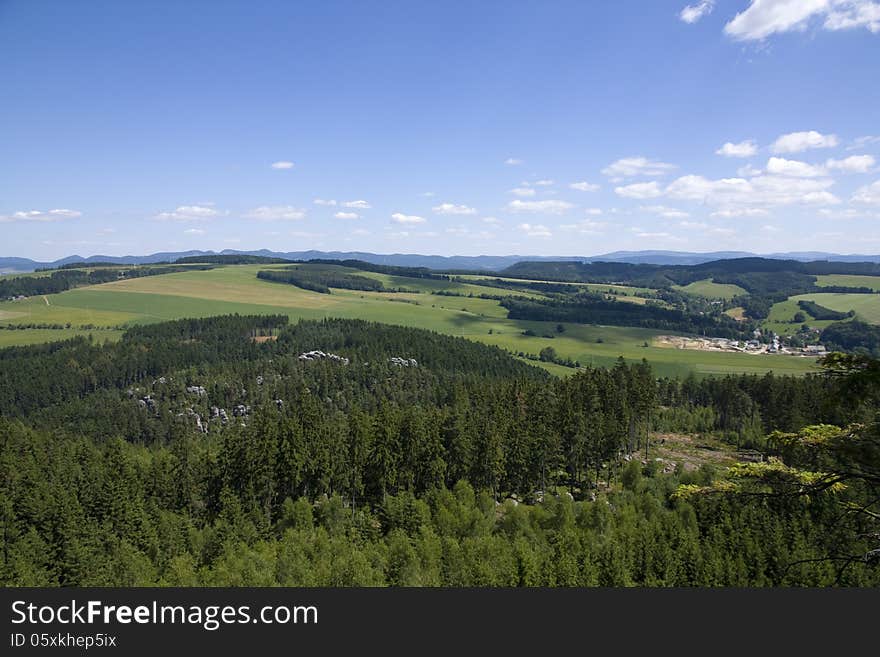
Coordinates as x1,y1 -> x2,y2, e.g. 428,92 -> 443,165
506,199 -> 574,214
534,179 -> 554,186
710,208 -> 770,218
824,1 -> 880,33
505,158 -> 524,165
853,180 -> 880,204
761,224 -> 781,232
723,0 -> 880,41
243,205 -> 307,221
771,130 -> 839,154
640,204 -> 690,218
818,207 -> 877,219
584,208 -> 603,215
184,228 -> 205,235
313,199 -> 337,206
48,208 -> 82,218
1,208 -> 83,223
635,231 -> 674,239
509,187 -> 536,197
518,223 -> 552,237
271,161 -> 295,169
569,181 -> 600,192
155,205 -> 220,221
848,135 -> 880,151
391,212 -> 426,224
602,156 -> 676,180
482,216 -> 501,224
679,220 -> 710,230
342,200 -> 371,209
716,140 -> 758,158
334,211 -> 359,220
615,181 -> 663,199
560,219 -> 608,234
724,0 -> 827,40
680,1 -> 715,24
432,202 -> 477,215
766,156 -> 826,177
422,191 -> 436,197
826,154 -> 876,173
666,173 -> 839,207
737,164 -> 763,177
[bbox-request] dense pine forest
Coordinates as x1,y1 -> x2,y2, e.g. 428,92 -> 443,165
0,315 -> 877,586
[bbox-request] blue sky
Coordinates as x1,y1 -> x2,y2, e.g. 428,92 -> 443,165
1,0 -> 879,260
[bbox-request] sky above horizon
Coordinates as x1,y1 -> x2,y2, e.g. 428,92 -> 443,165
2,0 -> 879,261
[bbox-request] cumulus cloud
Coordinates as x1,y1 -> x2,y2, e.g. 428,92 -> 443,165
716,140 -> 758,158
765,157 -> 826,177
243,206 -> 307,221
724,0 -> 880,41
505,158 -> 524,165
184,228 -> 205,235
615,181 -> 663,199
666,173 -> 840,207
771,130 -> 839,154
271,161 -> 295,169
506,199 -> 574,214
634,231 -> 674,239
584,208 -> 603,216
710,208 -> 770,218
680,1 -> 715,24
826,154 -> 876,173
391,212 -> 426,224
509,187 -> 536,197
853,180 -> 880,204
602,156 -> 677,181
155,205 -> 220,221
342,200 -> 371,209
569,181 -> 600,192
334,211 -> 359,220
0,208 -> 83,223
640,204 -> 690,218
560,219 -> 608,234
313,199 -> 337,206
737,164 -> 763,177
432,203 -> 477,215
518,223 -> 552,237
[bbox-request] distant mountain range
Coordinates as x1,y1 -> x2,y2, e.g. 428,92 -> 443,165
3,249 -> 880,273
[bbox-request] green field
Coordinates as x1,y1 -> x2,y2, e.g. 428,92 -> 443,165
0,328 -> 123,348
675,278 -> 748,299
0,264 -> 820,377
815,274 -> 880,291
764,292 -> 880,335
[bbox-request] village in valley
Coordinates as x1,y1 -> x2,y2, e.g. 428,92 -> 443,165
656,329 -> 828,357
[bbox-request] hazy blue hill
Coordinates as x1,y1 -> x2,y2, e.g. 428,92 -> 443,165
3,249 -> 880,274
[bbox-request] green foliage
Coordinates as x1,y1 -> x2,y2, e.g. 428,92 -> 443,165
0,314 -> 877,586
257,265 -> 388,294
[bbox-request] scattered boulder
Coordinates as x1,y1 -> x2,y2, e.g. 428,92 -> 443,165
298,350 -> 350,365
389,357 -> 418,367
186,385 -> 207,396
